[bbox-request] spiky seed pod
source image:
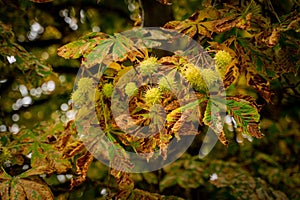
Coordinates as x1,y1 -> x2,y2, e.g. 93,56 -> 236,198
202,69 -> 219,87
125,82 -> 138,97
182,64 -> 207,91
72,77 -> 95,106
214,50 -> 232,76
77,77 -> 94,93
145,87 -> 162,105
71,90 -> 85,106
139,57 -> 159,76
102,83 -> 114,98
158,75 -> 176,92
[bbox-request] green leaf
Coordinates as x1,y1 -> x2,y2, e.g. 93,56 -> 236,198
226,96 -> 263,138
83,39 -> 113,67
83,33 -> 136,68
203,100 -> 228,145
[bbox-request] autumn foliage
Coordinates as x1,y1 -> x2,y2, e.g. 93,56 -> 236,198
0,0 -> 299,199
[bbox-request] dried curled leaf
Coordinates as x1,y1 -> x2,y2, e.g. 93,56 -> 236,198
246,68 -> 273,103
164,7 -> 252,39
111,169 -> 134,190
62,141 -> 85,158
70,151 -> 94,189
262,27 -> 280,47
223,61 -> 239,88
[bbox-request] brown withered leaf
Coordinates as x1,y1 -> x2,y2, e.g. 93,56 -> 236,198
75,151 -> 94,175
246,69 -> 272,103
234,43 -> 272,102
109,143 -> 135,170
111,169 -> 134,190
159,55 -> 181,66
214,12 -> 252,33
56,120 -> 76,151
223,60 -> 240,88
62,141 -> 85,158
170,111 -> 190,140
235,13 -> 252,30
214,15 -> 238,33
170,108 -> 200,140
247,123 -> 263,138
262,27 -> 280,47
70,151 -> 94,189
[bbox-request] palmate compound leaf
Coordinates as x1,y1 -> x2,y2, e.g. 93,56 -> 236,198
235,43 -> 273,103
164,7 -> 220,38
57,32 -> 109,59
226,96 -> 263,138
164,6 -> 253,39
82,33 -> 145,68
204,96 -> 262,145
16,124 -> 72,175
58,29 -> 162,68
0,170 -> 54,200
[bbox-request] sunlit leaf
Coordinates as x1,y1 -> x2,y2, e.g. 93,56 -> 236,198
57,32 -> 109,59
83,33 -> 143,68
